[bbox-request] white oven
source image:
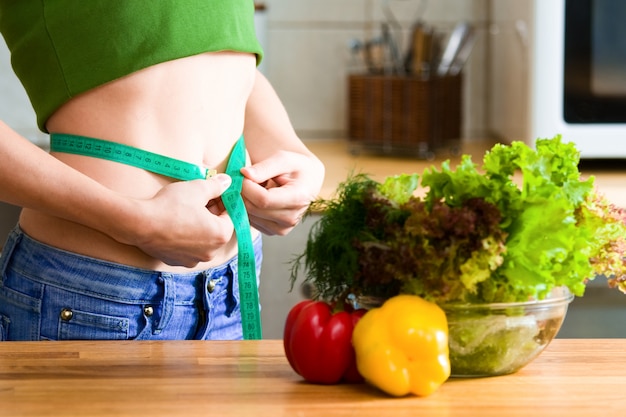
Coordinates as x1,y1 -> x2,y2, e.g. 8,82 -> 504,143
491,0 -> 626,159
532,0 -> 626,158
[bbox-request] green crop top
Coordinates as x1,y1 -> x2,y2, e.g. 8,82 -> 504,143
0,0 -> 263,132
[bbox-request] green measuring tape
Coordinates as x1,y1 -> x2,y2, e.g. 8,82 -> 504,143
50,133 -> 262,340
49,134 -> 214,181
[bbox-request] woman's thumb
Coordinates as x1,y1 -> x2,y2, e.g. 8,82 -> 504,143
211,173 -> 232,191
194,173 -> 232,201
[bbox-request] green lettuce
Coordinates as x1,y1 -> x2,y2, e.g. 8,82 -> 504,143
292,136 -> 626,304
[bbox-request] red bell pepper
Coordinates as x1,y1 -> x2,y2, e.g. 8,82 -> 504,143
283,300 -> 366,384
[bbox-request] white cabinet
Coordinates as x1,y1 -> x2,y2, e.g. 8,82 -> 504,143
258,216 -> 315,338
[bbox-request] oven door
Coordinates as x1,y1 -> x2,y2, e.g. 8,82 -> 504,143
564,0 -> 626,123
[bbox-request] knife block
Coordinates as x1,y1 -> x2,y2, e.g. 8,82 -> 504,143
347,74 -> 462,158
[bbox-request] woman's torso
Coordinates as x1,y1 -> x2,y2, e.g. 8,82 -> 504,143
19,51 -> 258,272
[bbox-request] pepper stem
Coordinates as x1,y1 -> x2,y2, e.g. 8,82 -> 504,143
331,289 -> 354,313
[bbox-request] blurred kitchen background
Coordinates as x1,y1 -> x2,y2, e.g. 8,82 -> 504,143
1,0 -> 625,339
257,0 -> 493,141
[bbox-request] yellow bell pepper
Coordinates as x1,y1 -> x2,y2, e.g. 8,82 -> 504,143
352,294 -> 450,397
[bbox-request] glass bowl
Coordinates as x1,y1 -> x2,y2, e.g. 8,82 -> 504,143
441,287 -> 574,377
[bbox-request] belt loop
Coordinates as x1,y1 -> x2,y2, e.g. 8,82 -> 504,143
154,273 -> 176,334
0,225 -> 23,283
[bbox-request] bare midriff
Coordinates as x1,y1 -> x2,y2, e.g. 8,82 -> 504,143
19,51 -> 258,273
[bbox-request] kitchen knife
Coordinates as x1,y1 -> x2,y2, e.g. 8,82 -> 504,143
436,22 -> 473,77
448,26 -> 476,75
404,22 -> 434,76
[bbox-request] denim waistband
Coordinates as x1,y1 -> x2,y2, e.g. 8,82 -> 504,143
0,225 -> 261,305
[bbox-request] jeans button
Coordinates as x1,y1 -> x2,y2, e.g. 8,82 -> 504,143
207,279 -> 217,293
60,308 -> 73,321
143,306 -> 154,317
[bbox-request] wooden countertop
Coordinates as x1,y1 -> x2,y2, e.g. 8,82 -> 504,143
305,139 -> 626,208
1,339 -> 625,416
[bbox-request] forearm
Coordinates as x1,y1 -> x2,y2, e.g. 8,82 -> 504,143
0,120 -> 139,245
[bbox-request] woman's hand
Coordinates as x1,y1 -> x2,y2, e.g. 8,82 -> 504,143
240,70 -> 325,236
129,174 -> 235,267
240,150 -> 324,236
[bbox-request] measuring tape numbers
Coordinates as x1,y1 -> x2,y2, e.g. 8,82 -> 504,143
49,134 -> 215,181
49,133 -> 262,340
221,137 -> 262,340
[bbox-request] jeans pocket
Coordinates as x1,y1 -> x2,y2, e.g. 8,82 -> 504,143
0,284 -> 41,341
58,308 -> 130,340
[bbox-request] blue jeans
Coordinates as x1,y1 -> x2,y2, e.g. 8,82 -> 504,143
0,226 -> 262,341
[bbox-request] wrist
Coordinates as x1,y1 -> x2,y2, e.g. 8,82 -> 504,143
95,194 -> 148,249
